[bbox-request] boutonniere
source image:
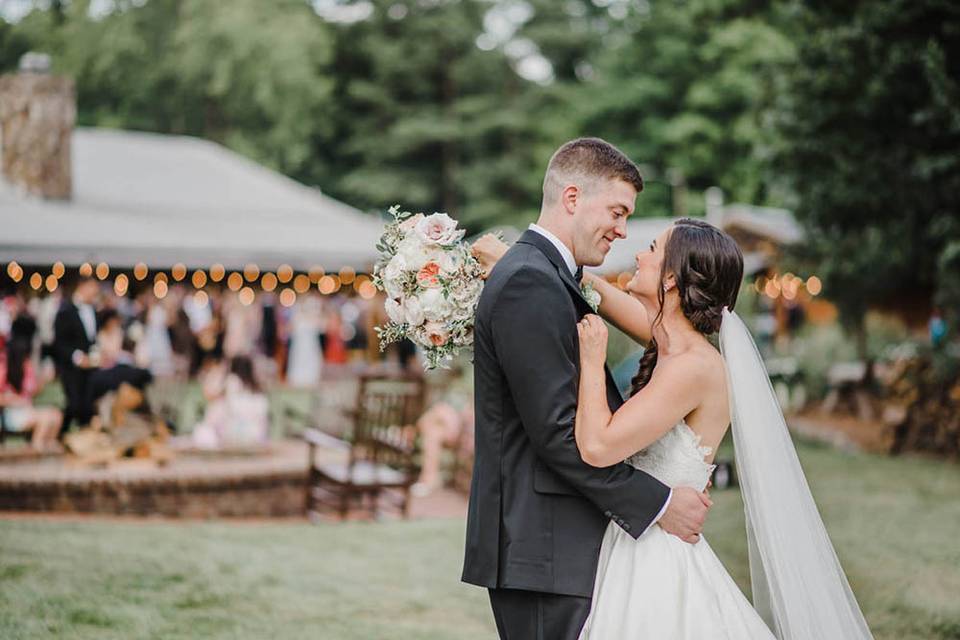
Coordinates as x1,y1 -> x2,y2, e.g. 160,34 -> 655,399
580,281 -> 601,312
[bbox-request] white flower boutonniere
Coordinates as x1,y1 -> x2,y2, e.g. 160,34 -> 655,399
580,281 -> 601,312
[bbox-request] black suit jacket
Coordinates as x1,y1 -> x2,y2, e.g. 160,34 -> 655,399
461,230 -> 671,598
52,301 -> 95,371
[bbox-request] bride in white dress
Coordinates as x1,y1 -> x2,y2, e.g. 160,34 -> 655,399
570,218 -> 873,639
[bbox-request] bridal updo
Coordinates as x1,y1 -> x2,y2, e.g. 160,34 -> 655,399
630,218 -> 744,396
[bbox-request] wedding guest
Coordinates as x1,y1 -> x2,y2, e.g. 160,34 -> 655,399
137,297 -> 175,378
322,306 -> 347,365
190,355 -> 269,448
0,314 -> 62,451
52,275 -> 100,434
286,294 -> 323,387
86,309 -> 153,407
412,364 -> 474,496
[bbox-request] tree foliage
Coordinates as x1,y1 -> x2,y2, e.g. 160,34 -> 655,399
1,0 -> 957,331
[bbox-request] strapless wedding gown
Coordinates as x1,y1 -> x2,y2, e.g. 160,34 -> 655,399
578,421 -> 776,639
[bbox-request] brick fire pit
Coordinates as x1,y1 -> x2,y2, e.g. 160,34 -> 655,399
0,440 -> 319,517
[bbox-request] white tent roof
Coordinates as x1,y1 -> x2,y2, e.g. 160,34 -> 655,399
0,127 -> 384,270
590,215 -> 777,277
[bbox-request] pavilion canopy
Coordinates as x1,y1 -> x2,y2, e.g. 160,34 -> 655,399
0,127 -> 385,271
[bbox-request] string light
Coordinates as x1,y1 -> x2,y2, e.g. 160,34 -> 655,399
172,263 -> 187,281
764,279 -> 780,298
293,274 -> 311,293
79,262 -> 93,277
7,262 -> 23,282
227,272 -> 243,291
114,274 -> 129,296
277,264 -> 294,283
29,273 -> 42,290
339,266 -> 356,285
279,288 -> 296,307
261,273 -> 278,292
193,290 -> 209,307
806,276 -> 822,296
45,275 -> 58,292
192,270 -> 207,288
134,263 -> 149,280
318,275 -> 336,295
95,262 -> 109,280
210,263 -> 225,282
244,263 -> 260,282
154,280 -> 168,298
308,266 -> 325,283
52,261 -> 65,278
154,272 -> 168,283
239,286 -> 256,306
357,280 -> 377,299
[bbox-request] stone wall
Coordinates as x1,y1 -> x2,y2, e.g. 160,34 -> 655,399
0,72 -> 75,199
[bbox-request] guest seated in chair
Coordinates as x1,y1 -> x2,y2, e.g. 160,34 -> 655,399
190,355 -> 269,449
0,315 -> 63,452
86,309 -> 154,413
412,363 -> 474,497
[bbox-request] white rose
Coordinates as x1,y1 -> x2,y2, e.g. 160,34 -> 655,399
403,296 -> 425,326
383,253 -> 407,283
385,298 -> 404,324
419,288 -> 452,321
437,249 -> 459,274
399,213 -> 424,234
415,213 -> 465,246
397,236 -> 429,270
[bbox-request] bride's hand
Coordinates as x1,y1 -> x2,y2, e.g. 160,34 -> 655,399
470,234 -> 509,279
577,314 -> 607,368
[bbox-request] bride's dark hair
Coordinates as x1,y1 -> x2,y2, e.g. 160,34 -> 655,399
629,218 -> 744,396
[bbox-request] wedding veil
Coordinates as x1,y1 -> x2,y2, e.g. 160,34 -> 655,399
719,307 -> 874,639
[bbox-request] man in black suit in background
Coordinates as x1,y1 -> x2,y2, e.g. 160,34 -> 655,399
462,138 -> 711,639
52,275 -> 100,436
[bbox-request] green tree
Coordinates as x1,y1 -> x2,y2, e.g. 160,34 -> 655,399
568,0 -> 796,217
320,0 -> 552,229
776,0 -> 960,353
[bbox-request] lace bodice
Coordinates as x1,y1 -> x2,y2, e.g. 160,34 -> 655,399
625,421 -> 716,491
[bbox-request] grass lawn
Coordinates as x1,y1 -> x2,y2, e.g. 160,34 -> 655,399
2,439 -> 959,639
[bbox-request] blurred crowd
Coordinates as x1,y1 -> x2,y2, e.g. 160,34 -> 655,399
0,275 -> 393,451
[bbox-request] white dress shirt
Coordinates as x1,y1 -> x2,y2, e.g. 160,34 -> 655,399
71,297 -> 97,366
528,223 -> 673,534
528,223 -> 577,278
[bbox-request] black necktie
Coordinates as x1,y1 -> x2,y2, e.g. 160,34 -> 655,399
574,266 -> 584,283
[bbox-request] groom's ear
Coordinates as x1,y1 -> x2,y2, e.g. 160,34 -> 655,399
560,184 -> 580,214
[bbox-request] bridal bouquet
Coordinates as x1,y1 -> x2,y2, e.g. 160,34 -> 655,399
373,205 -> 485,369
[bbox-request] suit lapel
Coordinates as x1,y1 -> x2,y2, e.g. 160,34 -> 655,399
517,230 -> 624,405
516,230 -> 592,313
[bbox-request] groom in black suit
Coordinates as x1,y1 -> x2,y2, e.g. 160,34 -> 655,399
51,275 -> 100,436
462,138 -> 711,639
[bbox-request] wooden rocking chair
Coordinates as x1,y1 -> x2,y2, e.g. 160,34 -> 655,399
305,373 -> 425,520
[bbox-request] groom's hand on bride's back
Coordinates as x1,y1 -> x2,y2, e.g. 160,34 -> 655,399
658,486 -> 712,544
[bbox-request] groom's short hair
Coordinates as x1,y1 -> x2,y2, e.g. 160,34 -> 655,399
542,137 -> 643,204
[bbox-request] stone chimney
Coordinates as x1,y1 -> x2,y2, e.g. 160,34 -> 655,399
0,52 -> 75,200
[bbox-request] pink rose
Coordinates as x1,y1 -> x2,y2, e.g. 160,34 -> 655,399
414,213 -> 464,246
423,321 -> 449,346
399,213 -> 424,233
417,261 -> 441,288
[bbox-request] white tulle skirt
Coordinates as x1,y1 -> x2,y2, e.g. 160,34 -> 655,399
579,521 -> 776,639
